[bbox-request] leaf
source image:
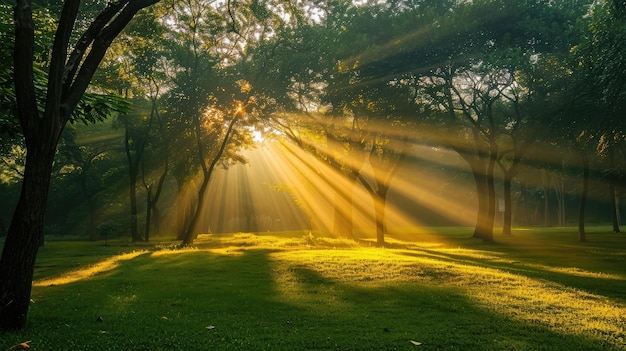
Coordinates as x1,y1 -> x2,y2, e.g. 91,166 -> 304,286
410,340 -> 422,346
9,341 -> 32,350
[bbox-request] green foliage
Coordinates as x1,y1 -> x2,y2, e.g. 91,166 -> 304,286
0,4 -> 130,141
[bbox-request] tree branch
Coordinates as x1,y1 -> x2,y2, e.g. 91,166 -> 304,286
13,0 -> 38,136
63,0 -> 161,116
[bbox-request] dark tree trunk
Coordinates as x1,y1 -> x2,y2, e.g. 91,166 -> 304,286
610,185 -> 621,233
609,144 -> 621,233
485,144 -> 497,241
502,173 -> 513,236
124,121 -> 142,242
374,186 -> 389,247
542,173 -> 551,226
144,185 -> 152,242
578,150 -> 589,242
181,177 -> 210,245
470,163 -> 495,242
144,160 -> 168,238
0,148 -> 56,330
128,173 -> 140,241
80,171 -> 98,240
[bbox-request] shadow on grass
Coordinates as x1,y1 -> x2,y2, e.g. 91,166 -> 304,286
398,241 -> 626,302
3,246 -> 623,351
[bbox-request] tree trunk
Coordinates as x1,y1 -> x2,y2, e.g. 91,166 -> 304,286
610,185 -> 621,233
502,172 -> 513,236
609,144 -> 621,233
128,166 -> 140,241
80,173 -> 98,241
0,147 -> 55,330
578,151 -> 589,242
485,144 -> 497,241
181,115 -> 239,246
144,185 -> 152,242
541,170 -> 550,226
470,163 -> 495,242
144,171 -> 167,238
374,186 -> 389,247
181,176 -> 210,245
553,174 -> 565,226
124,121 -> 142,242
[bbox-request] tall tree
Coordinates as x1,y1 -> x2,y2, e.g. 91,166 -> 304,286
1,0 -> 159,331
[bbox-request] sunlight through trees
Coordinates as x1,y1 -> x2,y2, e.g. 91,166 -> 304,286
2,0 -> 626,333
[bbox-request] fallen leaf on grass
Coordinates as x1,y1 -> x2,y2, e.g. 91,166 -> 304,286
410,340 -> 422,346
9,341 -> 31,350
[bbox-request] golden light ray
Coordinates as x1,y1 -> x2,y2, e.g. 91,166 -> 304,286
33,251 -> 148,287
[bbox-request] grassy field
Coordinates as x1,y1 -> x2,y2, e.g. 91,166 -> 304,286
1,227 -> 625,350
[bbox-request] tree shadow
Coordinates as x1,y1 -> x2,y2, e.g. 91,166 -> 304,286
9,247 -> 624,351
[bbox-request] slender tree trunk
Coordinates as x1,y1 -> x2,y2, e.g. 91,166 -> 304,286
124,122 -> 142,242
553,174 -> 565,226
485,144 -> 497,242
610,185 -> 621,233
542,171 -> 551,226
80,173 -> 98,241
175,185 -> 194,240
609,145 -> 621,233
502,173 -> 513,236
181,115 -> 239,246
128,173 -> 139,241
128,165 -> 140,241
181,177 -> 210,245
578,151 -> 589,242
144,185 -> 152,242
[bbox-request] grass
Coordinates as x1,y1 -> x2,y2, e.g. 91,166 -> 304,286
1,227 -> 625,350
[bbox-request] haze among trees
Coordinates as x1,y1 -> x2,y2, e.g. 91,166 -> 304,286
1,0 -> 625,332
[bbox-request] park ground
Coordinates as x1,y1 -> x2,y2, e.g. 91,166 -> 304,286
1,227 -> 625,350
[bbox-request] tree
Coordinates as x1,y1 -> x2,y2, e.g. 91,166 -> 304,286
155,0 -> 282,244
0,0 -> 160,331
572,0 -> 626,235
338,0 -> 590,242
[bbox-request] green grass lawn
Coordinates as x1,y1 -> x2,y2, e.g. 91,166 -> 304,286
1,227 -> 625,350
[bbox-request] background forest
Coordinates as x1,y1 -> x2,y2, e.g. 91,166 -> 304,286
1,0 -> 626,247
